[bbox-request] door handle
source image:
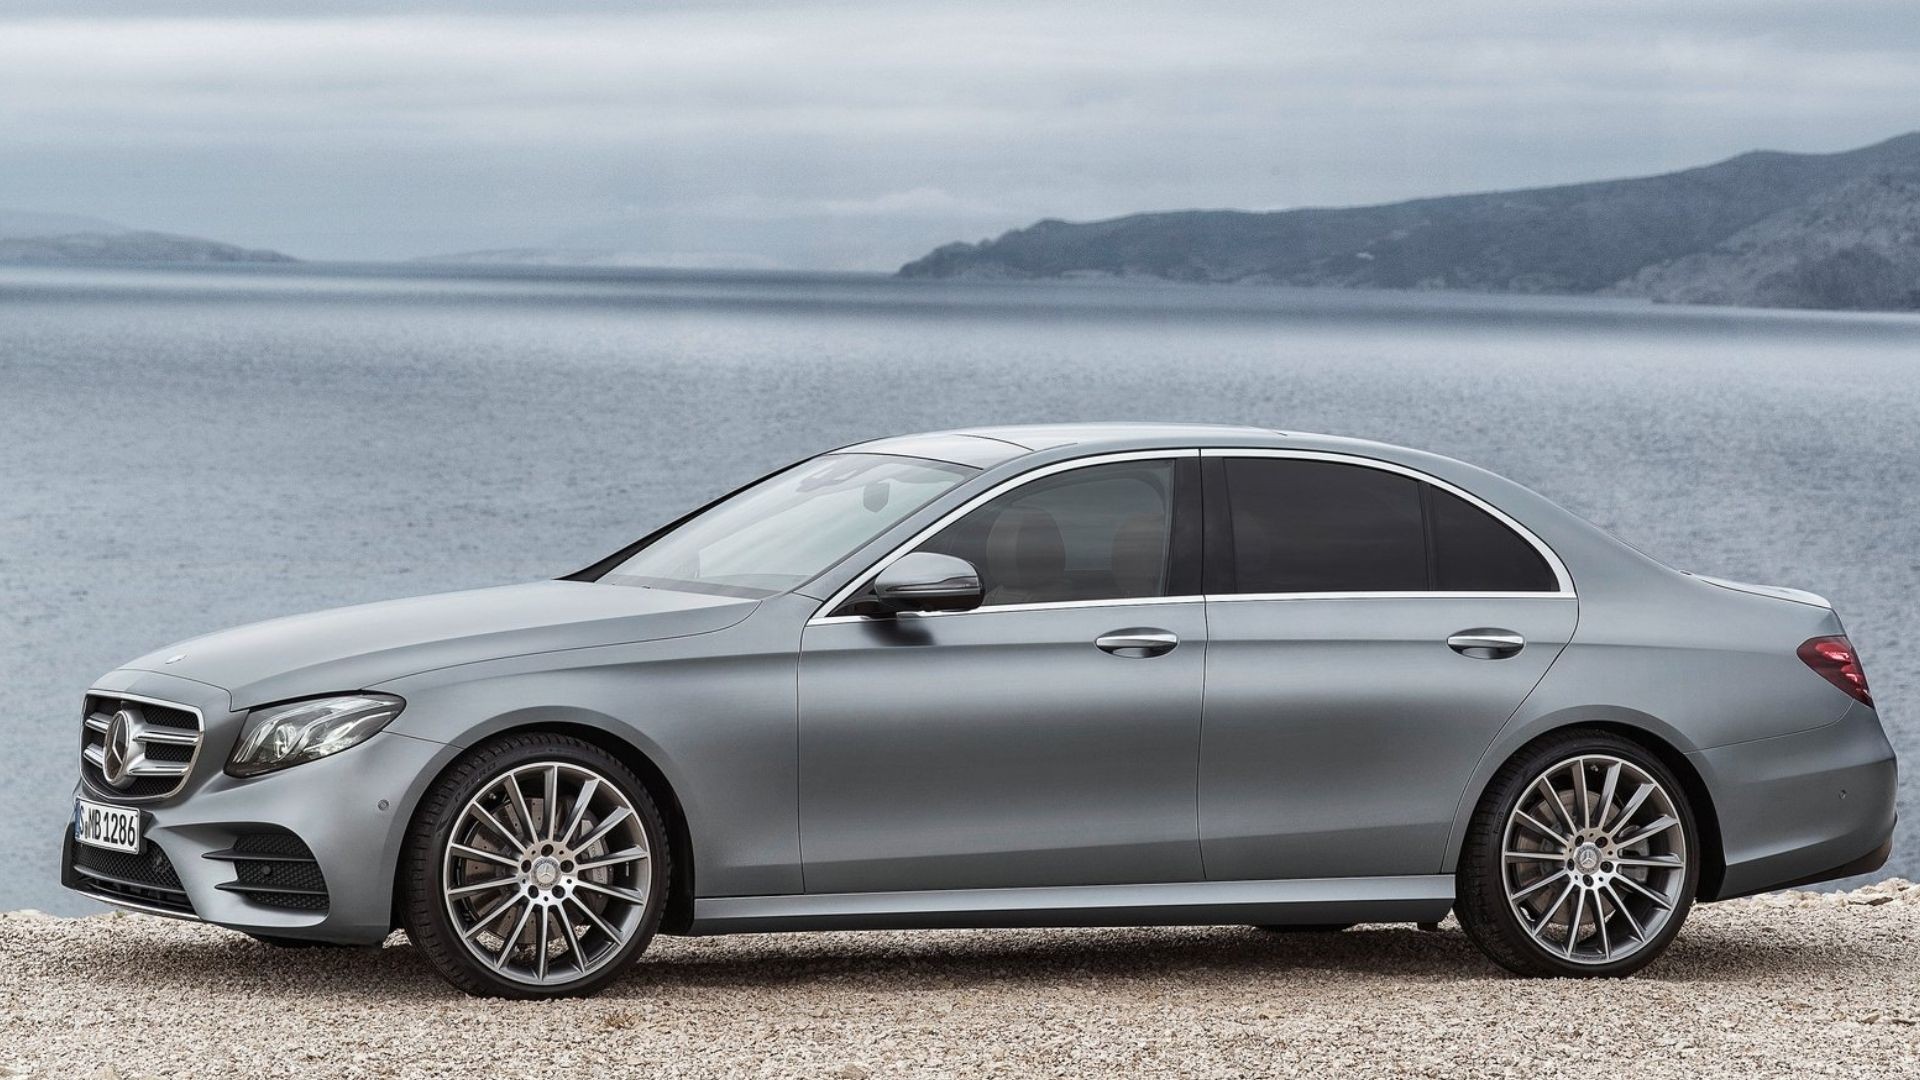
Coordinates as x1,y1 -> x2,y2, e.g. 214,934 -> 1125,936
1096,628 -> 1179,658
1448,629 -> 1525,659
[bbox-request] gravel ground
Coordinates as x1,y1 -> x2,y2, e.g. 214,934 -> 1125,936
3,882 -> 1919,1079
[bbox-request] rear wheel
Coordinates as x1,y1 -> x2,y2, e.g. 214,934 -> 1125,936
1457,730 -> 1698,978
399,733 -> 670,998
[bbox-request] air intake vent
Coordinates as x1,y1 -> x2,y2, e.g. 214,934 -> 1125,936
207,830 -> 330,913
80,693 -> 203,802
63,830 -> 195,915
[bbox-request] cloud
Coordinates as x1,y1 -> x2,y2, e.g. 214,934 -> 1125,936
0,1 -> 1915,265
643,188 -> 1009,223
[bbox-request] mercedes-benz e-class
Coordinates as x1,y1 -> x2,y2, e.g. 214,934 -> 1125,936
65,424 -> 1896,997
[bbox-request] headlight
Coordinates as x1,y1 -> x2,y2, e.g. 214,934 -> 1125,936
227,694 -> 404,778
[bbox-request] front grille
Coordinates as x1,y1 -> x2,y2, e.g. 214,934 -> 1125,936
80,693 -> 203,801
207,830 -> 330,913
63,831 -> 196,915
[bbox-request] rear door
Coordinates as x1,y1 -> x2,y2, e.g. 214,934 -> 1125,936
1198,451 -> 1577,881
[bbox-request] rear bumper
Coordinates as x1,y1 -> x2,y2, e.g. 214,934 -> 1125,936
1758,831 -> 1894,894
1691,700 -> 1898,900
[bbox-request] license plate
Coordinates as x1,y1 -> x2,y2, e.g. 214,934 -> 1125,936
73,798 -> 142,854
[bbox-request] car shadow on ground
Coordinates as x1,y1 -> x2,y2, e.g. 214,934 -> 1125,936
58,917 -> 1876,1002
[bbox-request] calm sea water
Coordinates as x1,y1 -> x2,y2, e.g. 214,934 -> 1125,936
3,263 -> 1915,915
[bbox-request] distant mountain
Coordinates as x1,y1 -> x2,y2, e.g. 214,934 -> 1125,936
899,133 -> 1920,311
0,209 -> 296,265
1609,172 -> 1920,310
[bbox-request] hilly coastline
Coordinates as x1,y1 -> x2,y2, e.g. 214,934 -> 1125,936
899,133 -> 1920,312
0,210 -> 296,265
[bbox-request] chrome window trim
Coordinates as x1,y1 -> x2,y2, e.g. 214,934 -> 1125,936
1206,592 -> 1576,603
807,449 -> 1200,626
1201,448 -> 1576,598
79,689 -> 206,804
810,594 -> 1204,627
807,445 -> 1576,625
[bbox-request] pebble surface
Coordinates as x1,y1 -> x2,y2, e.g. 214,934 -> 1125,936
3,881 -> 1918,1078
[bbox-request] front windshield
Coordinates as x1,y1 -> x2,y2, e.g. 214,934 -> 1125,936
603,453 -> 976,597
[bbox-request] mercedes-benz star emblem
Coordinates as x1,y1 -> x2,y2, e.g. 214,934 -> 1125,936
102,707 -> 140,789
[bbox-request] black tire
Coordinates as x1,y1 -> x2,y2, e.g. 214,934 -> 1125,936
1252,924 -> 1355,933
1456,728 -> 1699,978
399,732 -> 671,999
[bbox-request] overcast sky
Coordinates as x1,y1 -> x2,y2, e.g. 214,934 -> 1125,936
2,1 -> 1916,267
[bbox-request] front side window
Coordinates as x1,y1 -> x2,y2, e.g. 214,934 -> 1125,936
916,459 -> 1176,607
1220,457 -> 1559,594
604,453 -> 975,597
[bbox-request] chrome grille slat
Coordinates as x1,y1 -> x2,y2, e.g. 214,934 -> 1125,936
144,742 -> 193,762
138,728 -> 200,747
80,691 -> 205,802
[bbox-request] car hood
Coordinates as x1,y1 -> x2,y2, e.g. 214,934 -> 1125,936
121,580 -> 756,709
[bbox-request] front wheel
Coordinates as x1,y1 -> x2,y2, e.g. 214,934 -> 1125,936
1456,730 -> 1699,978
399,733 -> 670,998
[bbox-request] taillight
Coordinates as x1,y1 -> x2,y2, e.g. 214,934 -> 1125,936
1798,635 -> 1874,707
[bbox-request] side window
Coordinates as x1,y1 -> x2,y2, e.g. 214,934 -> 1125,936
918,460 -> 1175,607
1428,486 -> 1558,592
1219,456 -> 1561,594
1221,458 -> 1426,592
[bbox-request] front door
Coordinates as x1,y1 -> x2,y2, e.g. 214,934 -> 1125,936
798,454 -> 1206,894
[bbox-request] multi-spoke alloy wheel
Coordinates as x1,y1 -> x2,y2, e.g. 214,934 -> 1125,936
401,734 -> 669,998
1458,731 -> 1699,978
443,761 -> 653,985
1501,754 -> 1687,964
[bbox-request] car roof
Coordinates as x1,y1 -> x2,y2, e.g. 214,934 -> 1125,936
958,422 -> 1282,450
846,422 -> 1287,468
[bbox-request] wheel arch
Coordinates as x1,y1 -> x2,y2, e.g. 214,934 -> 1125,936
1447,715 -> 1726,902
390,717 -> 700,935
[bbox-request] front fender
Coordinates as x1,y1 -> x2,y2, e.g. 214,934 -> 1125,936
371,598 -> 806,898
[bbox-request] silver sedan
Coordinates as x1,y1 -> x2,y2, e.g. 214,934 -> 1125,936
64,424 -> 1896,997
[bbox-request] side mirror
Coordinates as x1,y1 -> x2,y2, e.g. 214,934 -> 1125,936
871,552 -> 983,614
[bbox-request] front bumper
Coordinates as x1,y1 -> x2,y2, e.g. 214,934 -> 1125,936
1691,699 -> 1899,900
61,670 -> 451,944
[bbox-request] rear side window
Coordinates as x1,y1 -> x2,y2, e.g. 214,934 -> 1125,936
1222,459 -> 1426,592
1428,487 -> 1557,592
1218,457 -> 1560,594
